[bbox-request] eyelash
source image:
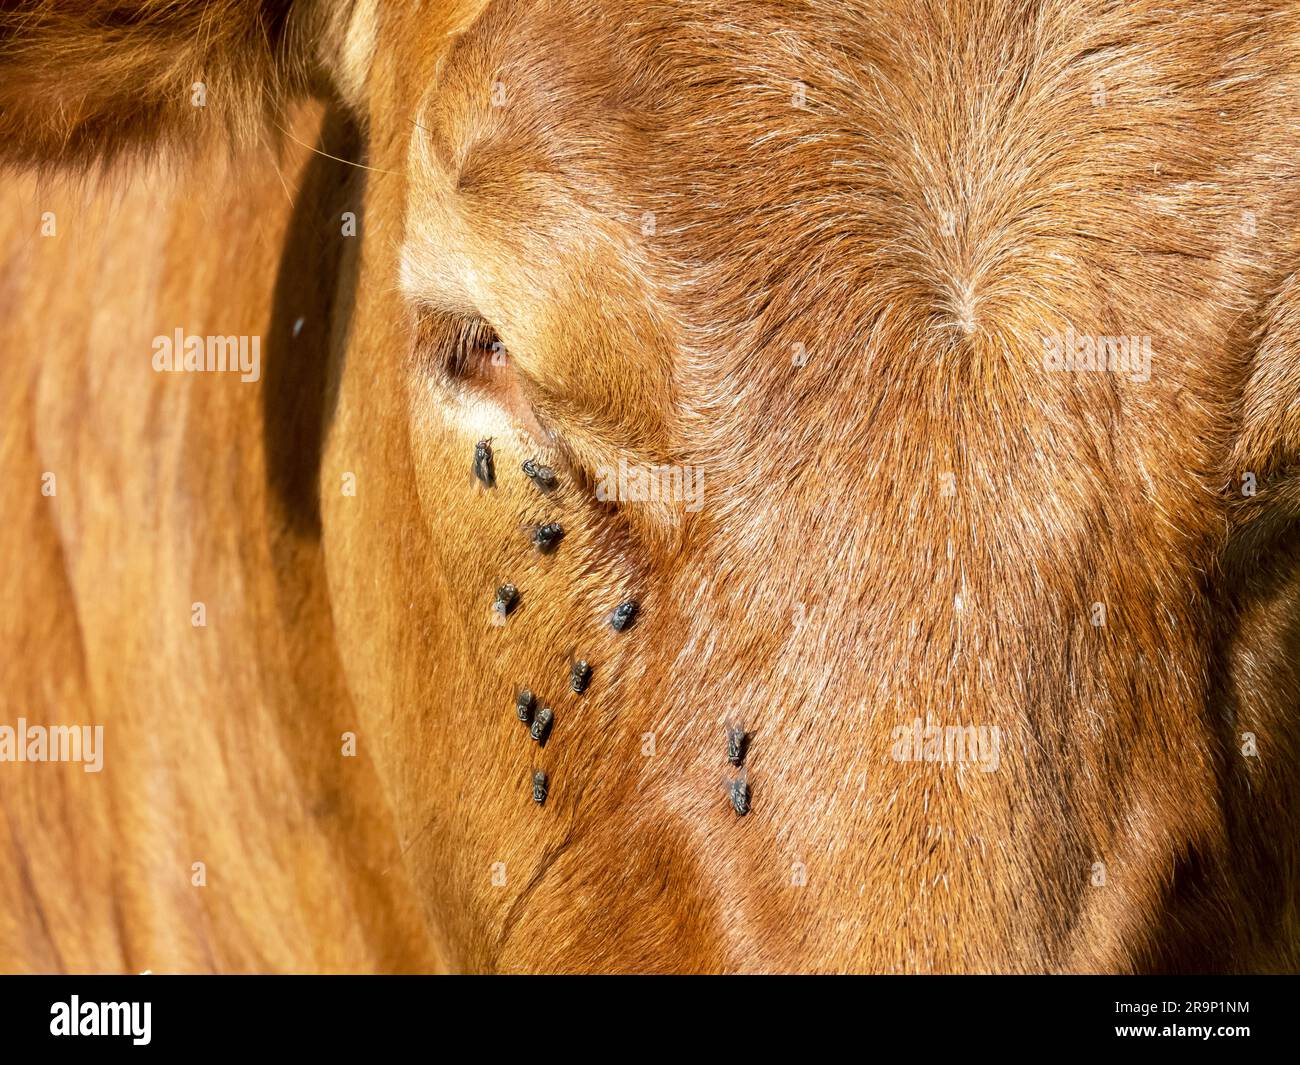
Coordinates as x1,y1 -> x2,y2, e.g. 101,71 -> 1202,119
447,316 -> 507,381
421,311 -> 557,447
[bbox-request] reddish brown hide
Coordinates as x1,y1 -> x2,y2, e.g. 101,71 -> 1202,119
2,0 -> 1300,973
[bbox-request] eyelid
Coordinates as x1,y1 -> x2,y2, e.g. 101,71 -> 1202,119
414,308 -> 555,447
445,316 -> 507,383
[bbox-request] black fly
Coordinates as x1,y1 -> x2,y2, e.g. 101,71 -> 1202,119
569,657 -> 592,694
530,706 -> 554,745
472,438 -> 496,487
725,721 -> 747,767
521,458 -> 558,492
493,583 -> 519,618
529,522 -> 565,553
515,689 -> 535,725
532,769 -> 548,805
729,773 -> 750,817
610,599 -> 639,632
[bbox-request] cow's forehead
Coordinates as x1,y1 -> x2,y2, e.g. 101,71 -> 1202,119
408,0 -> 875,213
408,0 -> 673,241
398,0 -> 884,368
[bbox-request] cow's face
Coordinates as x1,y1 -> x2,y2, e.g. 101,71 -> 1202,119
317,0 -> 1300,973
306,0 -> 1300,973
8,0 -> 1300,973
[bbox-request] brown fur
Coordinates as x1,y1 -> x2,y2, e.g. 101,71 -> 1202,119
3,0 -> 1300,973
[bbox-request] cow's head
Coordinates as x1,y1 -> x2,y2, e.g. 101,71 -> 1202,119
6,0 -> 1300,972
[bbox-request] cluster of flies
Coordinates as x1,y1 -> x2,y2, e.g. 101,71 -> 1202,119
474,438 -> 638,810
474,437 -> 751,817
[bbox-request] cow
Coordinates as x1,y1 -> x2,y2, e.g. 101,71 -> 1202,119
2,0 -> 1300,974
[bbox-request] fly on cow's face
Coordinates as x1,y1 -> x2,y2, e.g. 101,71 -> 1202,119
610,598 -> 638,632
529,522 -> 564,553
725,721 -> 747,767
473,438 -> 495,487
515,689 -> 535,725
729,774 -> 750,817
530,706 -> 554,745
521,458 -> 557,492
532,769 -> 548,805
493,583 -> 519,618
569,657 -> 592,694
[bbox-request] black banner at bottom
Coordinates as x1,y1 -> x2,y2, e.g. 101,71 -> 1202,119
0,974 -> 1289,1052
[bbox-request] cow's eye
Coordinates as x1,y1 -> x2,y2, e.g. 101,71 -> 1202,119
447,316 -> 509,383
411,310 -> 511,395
413,309 -> 553,444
